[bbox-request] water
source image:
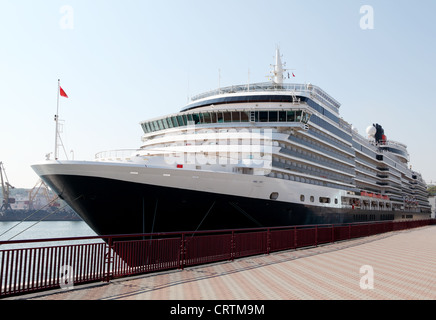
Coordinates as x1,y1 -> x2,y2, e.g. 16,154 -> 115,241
0,221 -> 99,249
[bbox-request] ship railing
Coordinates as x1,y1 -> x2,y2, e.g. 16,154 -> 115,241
383,140 -> 407,149
189,82 -> 341,111
1,219 -> 435,298
353,134 -> 410,163
95,149 -> 140,161
368,139 -> 408,151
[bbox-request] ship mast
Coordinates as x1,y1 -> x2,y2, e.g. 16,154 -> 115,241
272,48 -> 285,85
270,47 -> 295,86
54,79 -> 60,160
54,79 -> 69,160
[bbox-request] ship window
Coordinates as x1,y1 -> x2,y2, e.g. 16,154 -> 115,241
158,119 -> 164,130
217,112 -> 224,123
295,111 -> 302,122
183,115 -> 188,125
319,197 -> 331,204
166,118 -> 173,128
210,112 -> 217,123
223,112 -> 232,122
270,192 -> 279,200
186,114 -> 193,124
145,122 -> 151,133
192,114 -> 200,124
162,119 -> 169,129
176,116 -> 184,126
286,111 -> 295,122
269,111 -> 278,122
279,111 -> 286,122
232,111 -> 241,122
241,111 -> 249,122
172,116 -> 179,127
152,121 -> 159,131
168,118 -> 174,128
259,111 -> 268,122
300,195 -> 305,202
301,112 -> 311,124
310,196 -> 314,202
202,113 -> 211,123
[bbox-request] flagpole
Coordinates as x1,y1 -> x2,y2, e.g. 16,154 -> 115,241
55,79 -> 60,160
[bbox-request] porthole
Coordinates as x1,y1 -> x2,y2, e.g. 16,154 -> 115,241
310,196 -> 314,202
300,195 -> 305,202
270,192 -> 279,200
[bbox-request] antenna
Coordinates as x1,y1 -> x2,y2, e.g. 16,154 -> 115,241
218,68 -> 221,93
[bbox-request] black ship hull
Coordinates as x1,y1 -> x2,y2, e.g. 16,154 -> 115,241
38,174 -> 430,236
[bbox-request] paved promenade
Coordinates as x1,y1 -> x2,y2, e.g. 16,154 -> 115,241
8,225 -> 436,300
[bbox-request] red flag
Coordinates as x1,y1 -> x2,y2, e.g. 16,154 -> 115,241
60,86 -> 68,98
292,73 -> 295,77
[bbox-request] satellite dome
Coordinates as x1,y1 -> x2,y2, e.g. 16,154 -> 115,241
366,125 -> 376,136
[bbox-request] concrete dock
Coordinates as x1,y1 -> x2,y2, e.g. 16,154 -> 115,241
7,225 -> 436,300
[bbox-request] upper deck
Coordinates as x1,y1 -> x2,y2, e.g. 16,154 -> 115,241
182,82 -> 341,115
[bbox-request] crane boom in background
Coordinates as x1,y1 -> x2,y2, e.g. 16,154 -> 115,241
0,161 -> 15,213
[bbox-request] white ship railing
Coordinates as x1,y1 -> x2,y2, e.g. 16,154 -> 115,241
95,149 -> 140,161
353,133 -> 408,152
381,140 -> 408,150
189,82 -> 341,110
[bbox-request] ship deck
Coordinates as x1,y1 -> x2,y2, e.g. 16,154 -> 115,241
9,224 -> 436,301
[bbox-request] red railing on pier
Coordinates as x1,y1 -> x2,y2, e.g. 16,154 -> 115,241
1,219 -> 435,297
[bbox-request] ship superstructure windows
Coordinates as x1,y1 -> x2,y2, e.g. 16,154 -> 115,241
141,109 -> 311,134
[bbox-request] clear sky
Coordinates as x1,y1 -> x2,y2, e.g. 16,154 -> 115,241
1,0 -> 435,188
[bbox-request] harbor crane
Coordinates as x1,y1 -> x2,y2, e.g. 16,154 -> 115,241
28,179 -> 60,210
0,161 -> 15,213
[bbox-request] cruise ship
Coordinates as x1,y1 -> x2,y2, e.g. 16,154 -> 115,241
31,49 -> 431,236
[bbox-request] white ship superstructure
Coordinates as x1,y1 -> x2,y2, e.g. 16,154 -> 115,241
32,49 -> 431,235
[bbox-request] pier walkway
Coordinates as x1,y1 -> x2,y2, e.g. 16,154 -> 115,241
7,225 -> 436,300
